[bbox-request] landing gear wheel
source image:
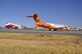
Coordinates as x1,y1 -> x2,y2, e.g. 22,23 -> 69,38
49,29 -> 51,31
54,28 -> 57,31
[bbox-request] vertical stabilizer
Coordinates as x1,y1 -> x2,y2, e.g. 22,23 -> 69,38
27,14 -> 41,22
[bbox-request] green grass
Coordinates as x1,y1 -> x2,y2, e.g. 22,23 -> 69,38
0,32 -> 82,54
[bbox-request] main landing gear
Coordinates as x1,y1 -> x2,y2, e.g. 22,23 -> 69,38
49,28 -> 57,31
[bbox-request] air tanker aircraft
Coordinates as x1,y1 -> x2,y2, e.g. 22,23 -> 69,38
5,23 -> 24,29
27,14 -> 70,31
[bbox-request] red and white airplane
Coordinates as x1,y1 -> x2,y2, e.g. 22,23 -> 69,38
5,23 -> 24,29
27,13 -> 70,31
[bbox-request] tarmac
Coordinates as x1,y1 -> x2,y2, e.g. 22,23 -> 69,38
0,29 -> 82,36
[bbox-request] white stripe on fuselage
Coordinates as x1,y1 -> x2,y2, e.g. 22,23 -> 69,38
47,23 -> 65,28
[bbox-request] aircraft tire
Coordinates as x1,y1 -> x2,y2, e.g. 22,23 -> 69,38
54,28 -> 57,31
49,29 -> 51,31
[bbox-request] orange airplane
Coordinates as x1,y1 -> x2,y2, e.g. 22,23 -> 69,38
27,13 -> 70,31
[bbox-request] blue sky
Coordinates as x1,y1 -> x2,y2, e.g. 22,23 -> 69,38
0,0 -> 82,27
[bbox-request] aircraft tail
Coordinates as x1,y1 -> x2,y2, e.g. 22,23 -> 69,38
27,14 -> 41,22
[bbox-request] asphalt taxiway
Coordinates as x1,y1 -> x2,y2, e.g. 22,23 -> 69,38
0,29 -> 82,36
